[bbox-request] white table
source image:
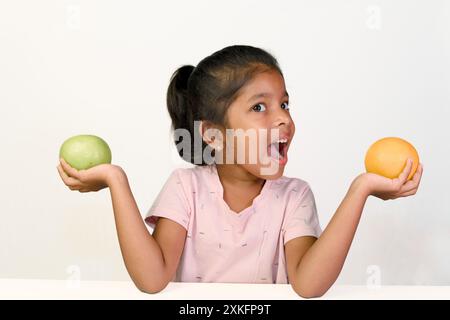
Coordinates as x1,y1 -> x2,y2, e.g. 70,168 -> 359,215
0,279 -> 449,300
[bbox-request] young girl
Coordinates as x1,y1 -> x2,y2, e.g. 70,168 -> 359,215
57,45 -> 423,298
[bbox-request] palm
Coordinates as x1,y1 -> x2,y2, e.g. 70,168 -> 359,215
362,159 -> 423,200
57,158 -> 119,193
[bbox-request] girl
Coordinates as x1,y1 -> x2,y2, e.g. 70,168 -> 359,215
57,45 -> 423,298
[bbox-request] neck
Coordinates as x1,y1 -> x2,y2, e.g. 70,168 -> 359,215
215,164 -> 265,190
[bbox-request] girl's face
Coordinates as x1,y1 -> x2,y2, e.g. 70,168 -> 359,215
218,69 -> 295,179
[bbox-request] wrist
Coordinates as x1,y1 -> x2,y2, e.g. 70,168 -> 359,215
351,173 -> 372,198
105,165 -> 127,187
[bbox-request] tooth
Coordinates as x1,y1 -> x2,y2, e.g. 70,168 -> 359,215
272,138 -> 288,145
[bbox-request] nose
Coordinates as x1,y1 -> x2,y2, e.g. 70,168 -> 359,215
271,107 -> 292,128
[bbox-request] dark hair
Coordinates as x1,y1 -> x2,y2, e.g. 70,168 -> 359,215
166,45 -> 283,166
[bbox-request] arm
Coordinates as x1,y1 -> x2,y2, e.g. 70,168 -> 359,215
108,169 -> 186,293
286,176 -> 369,298
286,159 -> 423,298
57,159 -> 186,293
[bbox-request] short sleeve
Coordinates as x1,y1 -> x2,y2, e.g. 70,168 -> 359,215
144,169 -> 191,231
283,183 -> 322,245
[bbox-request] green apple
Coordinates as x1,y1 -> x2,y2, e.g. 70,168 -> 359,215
59,135 -> 112,170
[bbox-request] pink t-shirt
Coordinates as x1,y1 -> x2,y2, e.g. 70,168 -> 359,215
144,164 -> 322,284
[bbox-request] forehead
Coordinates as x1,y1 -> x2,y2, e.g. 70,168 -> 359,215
239,69 -> 287,100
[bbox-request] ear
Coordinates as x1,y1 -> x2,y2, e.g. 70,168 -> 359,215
198,120 -> 224,151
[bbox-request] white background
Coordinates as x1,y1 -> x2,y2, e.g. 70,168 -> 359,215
0,0 -> 449,285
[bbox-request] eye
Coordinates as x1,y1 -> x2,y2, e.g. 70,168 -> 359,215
251,103 -> 266,112
281,101 -> 289,110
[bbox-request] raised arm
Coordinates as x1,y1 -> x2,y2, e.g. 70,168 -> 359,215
57,159 -> 186,293
286,159 -> 423,298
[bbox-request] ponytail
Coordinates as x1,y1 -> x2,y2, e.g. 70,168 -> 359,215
166,65 -> 195,131
166,65 -> 209,165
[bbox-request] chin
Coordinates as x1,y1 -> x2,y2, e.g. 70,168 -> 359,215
263,165 -> 285,180
245,162 -> 286,180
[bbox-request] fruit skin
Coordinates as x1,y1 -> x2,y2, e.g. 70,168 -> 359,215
59,135 -> 112,170
365,137 -> 419,181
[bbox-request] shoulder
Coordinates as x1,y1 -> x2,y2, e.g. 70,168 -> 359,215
166,164 -> 216,191
272,174 -> 317,215
273,174 -> 313,197
169,164 -> 214,180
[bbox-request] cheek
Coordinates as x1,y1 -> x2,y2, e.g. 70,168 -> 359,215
224,130 -> 265,163
288,116 -> 296,135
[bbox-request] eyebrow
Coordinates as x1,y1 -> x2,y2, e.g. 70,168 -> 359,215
247,91 -> 289,102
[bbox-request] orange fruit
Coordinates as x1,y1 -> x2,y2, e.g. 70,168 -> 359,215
364,137 -> 419,180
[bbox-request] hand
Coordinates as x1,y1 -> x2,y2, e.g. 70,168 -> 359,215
56,158 -> 123,193
356,159 -> 423,200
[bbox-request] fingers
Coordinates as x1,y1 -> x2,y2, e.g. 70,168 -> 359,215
400,158 -> 413,182
59,158 -> 82,180
412,163 -> 423,185
397,163 -> 423,196
396,188 -> 417,197
57,164 -> 81,189
392,158 -> 413,189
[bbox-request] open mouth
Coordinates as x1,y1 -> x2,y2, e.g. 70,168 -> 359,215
267,138 -> 288,161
